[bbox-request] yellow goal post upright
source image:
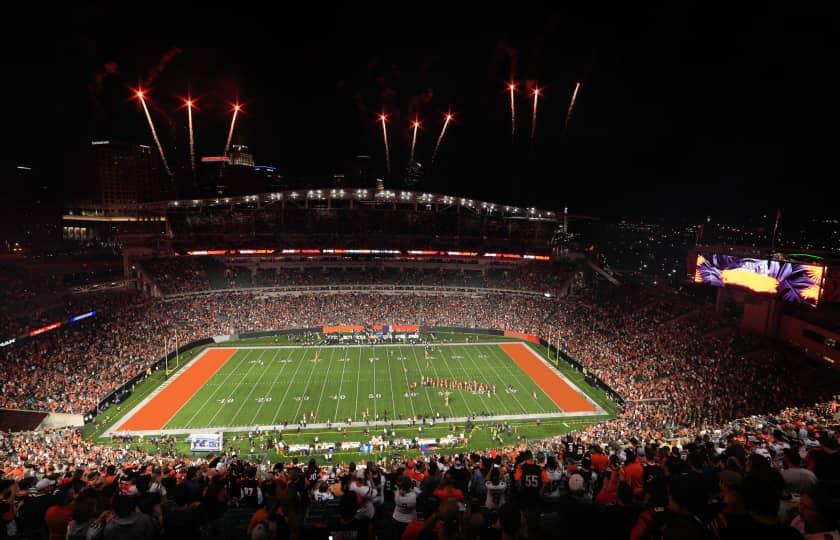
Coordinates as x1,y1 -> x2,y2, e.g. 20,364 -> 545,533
164,333 -> 180,376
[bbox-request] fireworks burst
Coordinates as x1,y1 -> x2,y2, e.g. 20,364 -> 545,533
410,116 -> 420,162
184,97 -> 196,175
508,81 -> 517,142
530,86 -> 541,141
224,103 -> 242,156
134,88 -> 173,178
379,113 -> 391,176
431,112 -> 454,164
564,81 -> 582,131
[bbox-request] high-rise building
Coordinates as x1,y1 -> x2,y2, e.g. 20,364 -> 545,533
75,141 -> 173,206
229,144 -> 255,168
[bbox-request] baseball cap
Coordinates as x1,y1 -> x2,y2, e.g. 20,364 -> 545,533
753,448 -> 771,461
35,479 -> 55,492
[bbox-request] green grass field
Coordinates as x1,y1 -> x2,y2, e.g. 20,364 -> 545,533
166,343 -> 571,430
90,333 -> 618,459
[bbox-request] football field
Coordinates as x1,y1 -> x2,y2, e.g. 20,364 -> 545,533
111,341 -> 603,435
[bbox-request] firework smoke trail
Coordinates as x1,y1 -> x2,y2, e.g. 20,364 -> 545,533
136,90 -> 173,178
530,87 -> 540,141
410,117 -> 420,162
143,47 -> 182,87
564,81 -> 581,129
379,113 -> 391,176
224,104 -> 241,156
508,82 -> 516,142
431,113 -> 453,164
186,99 -> 195,174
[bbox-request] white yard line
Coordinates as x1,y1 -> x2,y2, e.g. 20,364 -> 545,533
482,345 -> 530,413
408,346 -> 435,416
461,345 -> 524,414
227,349 -> 272,426
437,345 -> 475,417
451,345 -> 492,413
270,349 -> 309,426
332,348 -> 351,424
353,347 -> 362,422
248,349 -> 294,425
399,349 -> 418,419
313,347 -> 337,422
387,352 -> 397,420
291,346 -> 322,423
371,346 -> 378,419
180,350 -> 255,428
204,350 -> 264,427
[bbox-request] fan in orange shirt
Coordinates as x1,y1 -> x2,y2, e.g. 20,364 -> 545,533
589,445 -> 609,473
623,449 -> 644,496
432,477 -> 464,503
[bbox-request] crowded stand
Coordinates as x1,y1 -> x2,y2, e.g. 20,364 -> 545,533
2,262 -> 840,538
138,258 -> 574,296
1,398 -> 838,539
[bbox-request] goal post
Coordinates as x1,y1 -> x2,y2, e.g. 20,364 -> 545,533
165,333 -> 180,376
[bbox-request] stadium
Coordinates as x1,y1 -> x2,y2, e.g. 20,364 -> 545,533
4,183 -> 840,538
4,7 -> 840,540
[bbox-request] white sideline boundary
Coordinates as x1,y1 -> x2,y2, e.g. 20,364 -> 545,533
108,410 -> 607,438
104,341 -> 607,438
512,342 -> 606,416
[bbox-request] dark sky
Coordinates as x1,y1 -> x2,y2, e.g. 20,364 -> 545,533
4,4 -> 838,220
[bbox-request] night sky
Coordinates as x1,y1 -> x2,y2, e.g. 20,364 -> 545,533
4,4 -> 838,220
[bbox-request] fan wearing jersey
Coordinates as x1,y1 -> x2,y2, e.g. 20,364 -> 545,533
350,469 -> 378,521
514,450 -> 547,510
484,466 -> 507,511
541,456 -> 565,503
314,481 -> 334,503
383,466 -> 401,505
392,476 -> 421,540
239,468 -> 263,508
305,458 -> 321,489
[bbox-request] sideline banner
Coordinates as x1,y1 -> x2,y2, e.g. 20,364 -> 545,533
323,325 -> 365,334
189,433 -> 222,452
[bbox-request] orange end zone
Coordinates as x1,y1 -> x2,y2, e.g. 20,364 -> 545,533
499,343 -> 596,413
117,348 -> 237,431
503,331 -> 541,344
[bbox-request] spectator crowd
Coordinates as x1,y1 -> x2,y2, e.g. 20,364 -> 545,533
1,399 -> 838,538
2,260 -> 840,538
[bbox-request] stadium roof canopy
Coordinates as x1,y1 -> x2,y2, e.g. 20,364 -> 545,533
142,188 -> 560,223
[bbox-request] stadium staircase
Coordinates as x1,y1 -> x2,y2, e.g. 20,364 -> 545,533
585,259 -> 621,286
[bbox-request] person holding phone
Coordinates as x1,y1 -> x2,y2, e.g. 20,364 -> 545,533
393,476 -> 421,540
